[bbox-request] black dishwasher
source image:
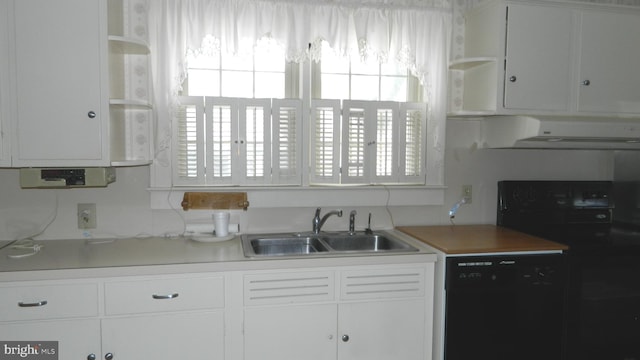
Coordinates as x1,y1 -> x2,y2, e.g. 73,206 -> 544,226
444,253 -> 567,360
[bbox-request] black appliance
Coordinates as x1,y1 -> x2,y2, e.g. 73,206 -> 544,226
498,180 -> 640,360
444,253 -> 566,360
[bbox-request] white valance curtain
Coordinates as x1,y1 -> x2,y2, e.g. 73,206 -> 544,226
147,0 -> 452,172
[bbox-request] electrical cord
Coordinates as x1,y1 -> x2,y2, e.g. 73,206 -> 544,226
6,239 -> 44,259
3,192 -> 59,259
383,185 -> 395,228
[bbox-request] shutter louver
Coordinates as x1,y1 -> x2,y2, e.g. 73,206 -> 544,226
245,106 -> 265,178
272,99 -> 302,184
210,103 -> 233,179
239,99 -> 271,185
399,103 -> 427,183
346,107 -> 365,178
206,97 -> 237,185
376,108 -> 394,178
174,97 -> 205,185
310,100 -> 341,184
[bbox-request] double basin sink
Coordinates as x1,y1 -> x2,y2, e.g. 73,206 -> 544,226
242,231 -> 419,257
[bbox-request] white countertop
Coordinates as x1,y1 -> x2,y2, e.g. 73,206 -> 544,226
0,231 -> 437,281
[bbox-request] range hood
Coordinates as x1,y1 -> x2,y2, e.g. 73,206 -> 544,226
482,116 -> 640,150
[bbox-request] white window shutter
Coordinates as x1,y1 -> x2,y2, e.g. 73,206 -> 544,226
342,100 -> 399,184
238,98 -> 271,185
372,102 -> 399,184
310,99 -> 341,184
272,99 -> 302,185
206,97 -> 237,185
173,97 -> 205,186
398,102 -> 427,184
341,101 -> 367,184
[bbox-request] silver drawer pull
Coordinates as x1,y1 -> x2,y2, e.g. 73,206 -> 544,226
18,300 -> 48,307
152,293 -> 179,300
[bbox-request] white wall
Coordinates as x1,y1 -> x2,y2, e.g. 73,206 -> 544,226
0,119 -> 614,241
2,0 -> 626,242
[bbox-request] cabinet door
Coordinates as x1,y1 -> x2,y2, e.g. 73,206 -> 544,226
102,311 -> 224,360
338,299 -> 426,360
244,304 -> 337,360
503,3 -> 573,111
12,0 -> 108,166
577,10 -> 640,114
0,319 -> 101,359
0,0 -> 11,166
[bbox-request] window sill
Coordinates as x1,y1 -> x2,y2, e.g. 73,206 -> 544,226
149,186 -> 445,210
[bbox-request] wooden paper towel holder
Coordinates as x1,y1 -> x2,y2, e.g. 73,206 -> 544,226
181,192 -> 249,211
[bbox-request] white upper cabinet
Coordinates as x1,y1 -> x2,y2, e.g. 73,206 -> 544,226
577,10 -> 640,114
6,0 -> 152,167
451,0 -> 640,117
502,3 -> 573,112
13,0 -> 109,166
0,0 -> 11,167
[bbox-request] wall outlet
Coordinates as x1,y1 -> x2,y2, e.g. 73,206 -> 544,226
462,185 -> 472,204
78,203 -> 97,229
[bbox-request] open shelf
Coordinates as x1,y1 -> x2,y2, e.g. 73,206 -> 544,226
108,35 -> 150,54
110,99 -> 152,108
449,57 -> 497,70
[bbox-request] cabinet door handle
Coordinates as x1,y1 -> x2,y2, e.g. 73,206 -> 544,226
341,334 -> 350,342
152,293 -> 179,300
18,300 -> 48,307
87,354 -> 96,360
582,79 -> 591,86
87,111 -> 97,118
104,353 -> 114,360
509,75 -> 517,82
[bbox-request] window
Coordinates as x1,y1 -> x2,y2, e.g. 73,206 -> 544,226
316,41 -> 422,102
176,40 -> 426,186
185,38 -> 287,98
148,0 -> 450,207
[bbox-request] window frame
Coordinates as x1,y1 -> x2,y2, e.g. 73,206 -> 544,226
172,44 -> 433,188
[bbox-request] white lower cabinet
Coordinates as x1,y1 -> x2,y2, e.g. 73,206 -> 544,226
102,311 -> 224,360
0,319 -> 101,359
338,299 -> 426,360
245,304 -> 337,360
0,260 -> 434,360
101,275 -> 226,360
0,275 -> 226,360
243,264 -> 433,360
0,280 -> 101,359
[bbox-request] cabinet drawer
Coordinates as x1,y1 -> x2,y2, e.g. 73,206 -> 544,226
244,270 -> 335,306
104,276 -> 224,315
340,266 -> 425,300
0,283 -> 98,321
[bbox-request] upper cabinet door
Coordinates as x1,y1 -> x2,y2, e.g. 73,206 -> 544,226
503,3 -> 573,111
0,0 -> 11,167
12,0 -> 108,166
577,10 -> 640,114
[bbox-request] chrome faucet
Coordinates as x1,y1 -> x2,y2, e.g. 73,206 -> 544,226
349,210 -> 357,235
312,207 -> 343,234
